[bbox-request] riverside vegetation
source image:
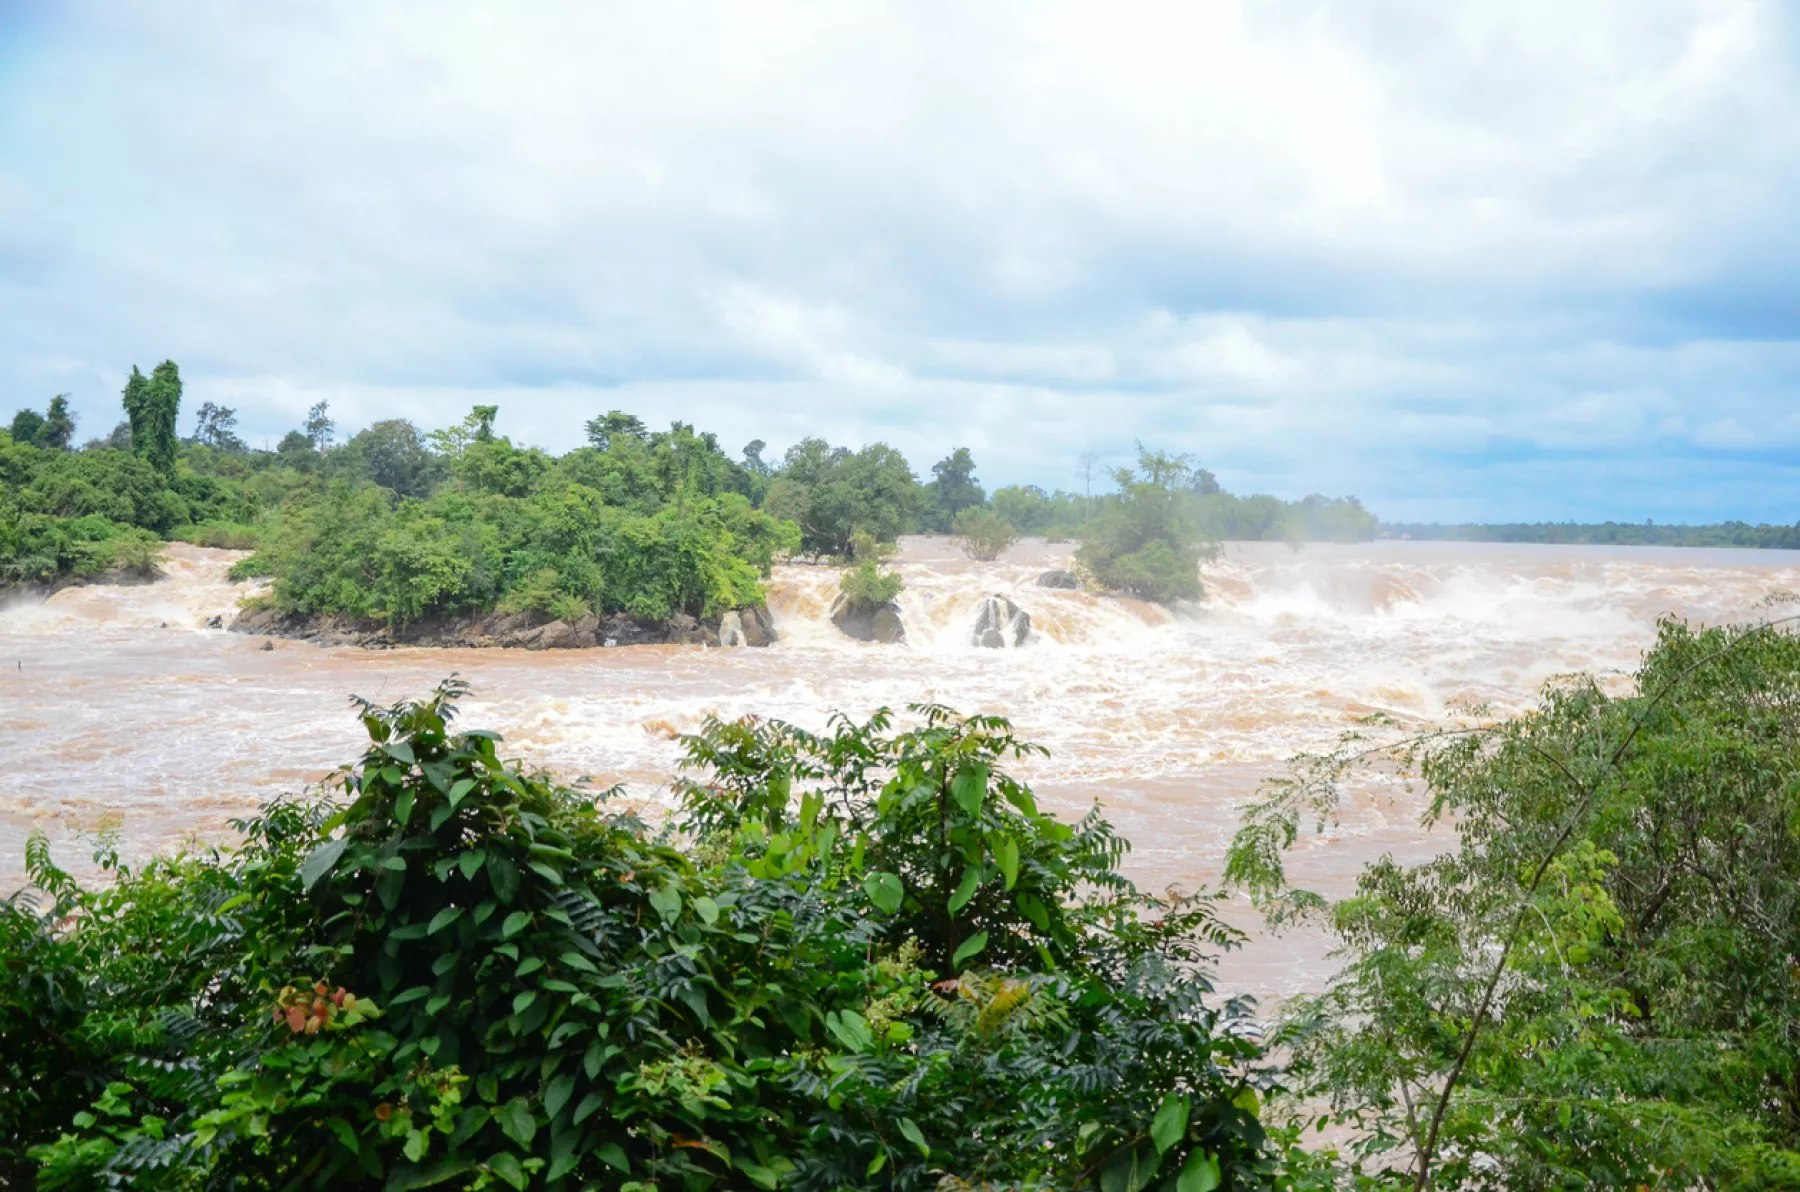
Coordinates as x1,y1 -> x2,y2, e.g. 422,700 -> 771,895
3,362 -> 1380,630
5,620 -> 1800,1186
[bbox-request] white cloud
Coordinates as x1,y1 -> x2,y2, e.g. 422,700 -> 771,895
1,0 -> 1798,520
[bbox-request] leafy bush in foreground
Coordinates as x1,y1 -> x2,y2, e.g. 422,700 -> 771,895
5,681 -> 1275,1189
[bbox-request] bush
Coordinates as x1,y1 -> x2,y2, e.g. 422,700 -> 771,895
6,682 -> 1278,1189
169,521 -> 261,550
839,559 -> 903,607
952,506 -> 1019,561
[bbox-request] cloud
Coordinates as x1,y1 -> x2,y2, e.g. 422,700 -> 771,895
1,0 -> 1797,521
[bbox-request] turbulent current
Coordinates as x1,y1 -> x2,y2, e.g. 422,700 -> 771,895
3,536 -> 1796,997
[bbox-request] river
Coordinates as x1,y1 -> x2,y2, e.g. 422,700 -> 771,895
3,536 -> 1795,998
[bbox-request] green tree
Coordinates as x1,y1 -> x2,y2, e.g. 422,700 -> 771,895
583,409 -> 647,452
1075,447 -> 1218,603
190,401 -> 246,452
923,446 -> 985,532
40,396 -> 75,450
1231,618 -> 1800,1188
121,361 -> 181,478
8,408 -> 44,446
767,438 -> 921,557
304,399 -> 336,453
341,419 -> 439,498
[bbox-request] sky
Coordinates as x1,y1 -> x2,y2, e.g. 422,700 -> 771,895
2,0 -> 1798,523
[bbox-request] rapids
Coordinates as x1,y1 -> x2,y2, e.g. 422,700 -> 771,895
3,536 -> 1797,997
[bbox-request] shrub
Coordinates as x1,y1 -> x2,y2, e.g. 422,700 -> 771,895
8,682 -> 1278,1190
1076,448 -> 1219,603
840,559 -> 903,607
952,506 -> 1019,562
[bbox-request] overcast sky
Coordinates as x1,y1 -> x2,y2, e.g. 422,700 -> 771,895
3,1 -> 1797,521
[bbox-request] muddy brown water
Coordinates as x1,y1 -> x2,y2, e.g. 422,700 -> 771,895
3,536 -> 1795,1000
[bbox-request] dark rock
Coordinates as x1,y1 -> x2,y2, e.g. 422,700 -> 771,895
971,595 -> 1031,648
521,619 -> 579,650
830,594 -> 906,644
259,639 -> 275,651
1036,569 -> 1080,590
204,614 -> 224,629
719,605 -> 778,648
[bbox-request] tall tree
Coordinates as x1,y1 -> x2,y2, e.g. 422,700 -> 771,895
584,410 -> 647,451
191,402 -> 246,452
304,400 -> 336,453
40,396 -> 75,450
924,447 -> 985,532
122,361 -> 181,477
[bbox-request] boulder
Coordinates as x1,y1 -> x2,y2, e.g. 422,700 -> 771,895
204,614 -> 224,629
664,612 -> 719,647
721,604 -> 777,647
830,594 -> 906,644
1036,569 -> 1080,590
970,595 -> 1031,648
521,619 -> 579,650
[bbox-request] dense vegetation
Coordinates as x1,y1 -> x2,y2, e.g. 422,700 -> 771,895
1385,520 -> 1800,548
3,682 -> 1276,1189
1231,617 -> 1800,1187
6,363 -> 1384,619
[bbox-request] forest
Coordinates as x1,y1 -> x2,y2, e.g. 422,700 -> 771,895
1,361 -> 1379,627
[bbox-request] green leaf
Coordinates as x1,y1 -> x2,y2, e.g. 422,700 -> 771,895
897,1116 -> 930,1158
863,871 -> 903,915
1150,1092 -> 1189,1154
394,787 -> 416,826
693,895 -> 720,925
324,1115 -> 359,1155
994,834 -> 1020,890
573,1091 -> 606,1125
950,762 -> 989,816
512,991 -> 537,1016
457,849 -> 484,881
543,1072 -> 575,1121
952,930 -> 989,970
648,883 -> 682,922
947,865 -> 982,915
298,837 -> 348,893
383,741 -> 416,765
596,1141 -> 629,1172
382,855 -> 407,872
558,950 -> 599,973
488,1152 -> 527,1190
1100,1143 -> 1159,1192
427,907 -> 463,935
446,777 -> 477,809
825,1009 -> 874,1052
502,911 -> 531,939
1177,1150 -> 1221,1192
496,1097 -> 537,1147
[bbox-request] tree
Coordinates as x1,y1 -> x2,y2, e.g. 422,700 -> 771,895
121,361 -> 181,477
341,419 -> 438,498
8,409 -> 44,446
923,447 -> 985,532
1231,618 -> 1800,1188
741,438 -> 772,477
953,506 -> 1019,562
40,397 -> 75,450
1074,447 -> 1218,603
190,401 -> 246,452
304,400 -> 336,453
583,410 -> 646,451
766,438 -> 921,557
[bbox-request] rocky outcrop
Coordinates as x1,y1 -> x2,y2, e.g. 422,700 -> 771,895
719,605 -> 778,648
971,595 -> 1031,648
1036,569 -> 1080,590
229,604 -> 774,651
829,594 -> 906,644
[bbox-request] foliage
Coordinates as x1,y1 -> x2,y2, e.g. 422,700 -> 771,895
763,437 -> 922,557
1387,519 -> 1800,549
1076,448 -> 1221,603
839,558 -> 904,608
122,361 -> 183,478
1229,618 -> 1800,1188
923,447 -> 985,533
191,402 -> 248,452
304,400 -> 336,452
953,506 -> 1019,562
10,407 -> 46,445
5,682 -> 1279,1190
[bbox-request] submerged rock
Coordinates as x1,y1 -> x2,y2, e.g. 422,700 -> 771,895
1036,569 -> 1080,590
971,595 -> 1031,648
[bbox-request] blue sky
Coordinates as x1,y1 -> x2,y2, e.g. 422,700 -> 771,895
2,0 -> 1798,522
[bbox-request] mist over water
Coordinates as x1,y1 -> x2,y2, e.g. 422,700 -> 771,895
4,537 -> 1796,997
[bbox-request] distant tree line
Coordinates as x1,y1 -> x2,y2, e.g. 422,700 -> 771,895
1387,520 -> 1800,549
